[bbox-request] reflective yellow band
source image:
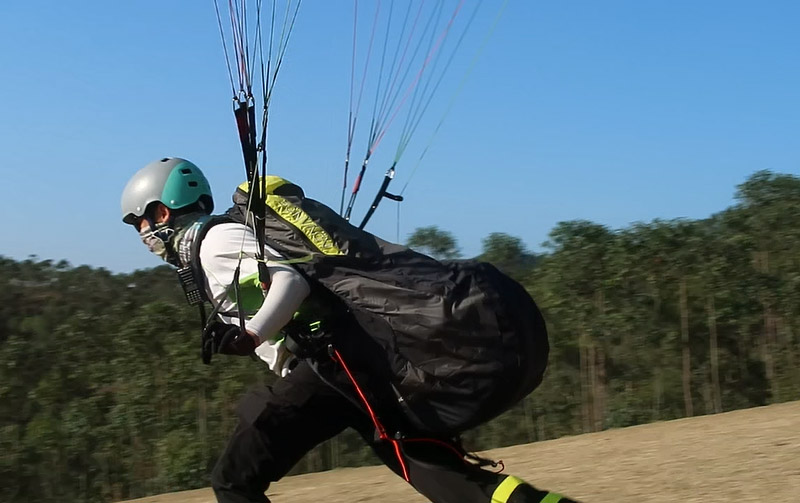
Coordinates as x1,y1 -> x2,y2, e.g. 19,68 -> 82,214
492,475 -> 524,503
265,195 -> 345,256
540,493 -> 563,503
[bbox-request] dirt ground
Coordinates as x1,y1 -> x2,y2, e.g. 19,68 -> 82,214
121,401 -> 800,502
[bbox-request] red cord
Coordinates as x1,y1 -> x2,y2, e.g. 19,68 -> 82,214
330,348 -> 502,482
390,439 -> 410,481
331,348 -> 410,481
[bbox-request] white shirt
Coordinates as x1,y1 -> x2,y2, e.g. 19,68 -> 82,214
198,222 -> 310,374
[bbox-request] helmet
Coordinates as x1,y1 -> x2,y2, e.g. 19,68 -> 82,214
121,157 -> 214,224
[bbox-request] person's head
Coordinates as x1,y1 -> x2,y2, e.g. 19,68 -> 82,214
121,157 -> 214,265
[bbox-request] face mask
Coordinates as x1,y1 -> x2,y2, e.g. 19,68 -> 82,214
139,221 -> 176,263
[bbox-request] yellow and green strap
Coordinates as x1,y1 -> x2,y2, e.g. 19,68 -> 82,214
264,194 -> 344,256
239,177 -> 345,257
237,175 -> 291,195
540,493 -> 564,503
491,476 -> 564,503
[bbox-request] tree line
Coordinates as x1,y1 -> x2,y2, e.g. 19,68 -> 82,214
2,170 -> 799,502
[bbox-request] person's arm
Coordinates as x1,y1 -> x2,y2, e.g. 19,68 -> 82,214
245,263 -> 310,342
199,223 -> 310,373
246,263 -> 309,375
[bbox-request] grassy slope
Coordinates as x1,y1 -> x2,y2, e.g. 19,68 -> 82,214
121,401 -> 800,503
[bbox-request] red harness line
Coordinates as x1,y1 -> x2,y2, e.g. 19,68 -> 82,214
330,348 -> 411,481
329,348 -> 488,483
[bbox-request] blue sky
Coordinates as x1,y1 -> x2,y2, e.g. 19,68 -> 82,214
1,1 -> 798,272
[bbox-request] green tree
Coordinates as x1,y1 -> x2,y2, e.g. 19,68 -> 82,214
407,226 -> 461,259
479,233 -> 537,281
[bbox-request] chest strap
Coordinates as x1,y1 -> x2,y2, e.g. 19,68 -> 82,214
172,214 -> 235,364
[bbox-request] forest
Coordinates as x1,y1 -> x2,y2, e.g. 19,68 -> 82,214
2,170 -> 800,502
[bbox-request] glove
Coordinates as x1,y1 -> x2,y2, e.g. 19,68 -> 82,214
254,337 -> 298,377
203,322 -> 260,357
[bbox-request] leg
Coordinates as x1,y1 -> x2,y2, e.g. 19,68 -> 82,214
211,361 -> 368,503
363,435 -> 580,503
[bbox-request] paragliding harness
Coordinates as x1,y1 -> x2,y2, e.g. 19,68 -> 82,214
220,177 -> 505,480
173,178 -> 504,480
279,309 -> 504,481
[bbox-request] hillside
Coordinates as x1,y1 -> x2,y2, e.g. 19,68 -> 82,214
120,400 -> 800,502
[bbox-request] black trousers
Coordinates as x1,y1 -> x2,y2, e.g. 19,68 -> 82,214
210,361 -> 575,503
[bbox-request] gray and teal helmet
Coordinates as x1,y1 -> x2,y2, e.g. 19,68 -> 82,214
121,157 -> 214,225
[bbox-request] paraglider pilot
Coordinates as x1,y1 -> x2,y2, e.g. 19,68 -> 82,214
121,157 -> 580,503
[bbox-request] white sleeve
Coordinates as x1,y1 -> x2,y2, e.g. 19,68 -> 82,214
245,266 -> 310,341
199,223 -> 310,373
246,265 -> 310,374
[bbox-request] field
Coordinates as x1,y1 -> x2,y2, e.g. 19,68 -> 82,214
121,400 -> 800,502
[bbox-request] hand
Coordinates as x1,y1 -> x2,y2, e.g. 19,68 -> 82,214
252,338 -> 298,377
203,322 -> 260,357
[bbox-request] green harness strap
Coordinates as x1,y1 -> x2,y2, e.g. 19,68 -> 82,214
491,475 -> 565,503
